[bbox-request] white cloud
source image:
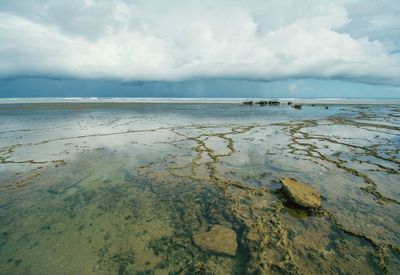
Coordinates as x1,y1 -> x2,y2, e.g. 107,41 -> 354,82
0,0 -> 399,85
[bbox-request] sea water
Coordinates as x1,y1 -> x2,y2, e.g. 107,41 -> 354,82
0,101 -> 399,274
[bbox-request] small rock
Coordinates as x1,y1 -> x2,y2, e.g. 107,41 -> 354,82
268,100 -> 280,106
192,225 -> 238,256
280,178 -> 321,208
243,101 -> 254,106
293,104 -> 302,110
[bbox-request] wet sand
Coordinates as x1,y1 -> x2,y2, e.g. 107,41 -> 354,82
0,103 -> 399,274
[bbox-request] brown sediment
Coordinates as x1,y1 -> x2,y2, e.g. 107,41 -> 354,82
276,118 -> 399,273
169,125 -> 256,182
157,118 -> 399,273
301,120 -> 400,168
319,208 -> 400,273
0,124 -> 231,189
160,125 -> 302,273
0,143 -> 67,190
1,171 -> 42,190
282,120 -> 400,206
329,117 -> 400,132
242,201 -> 300,274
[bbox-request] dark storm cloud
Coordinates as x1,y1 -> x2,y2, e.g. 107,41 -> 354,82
0,0 -> 399,87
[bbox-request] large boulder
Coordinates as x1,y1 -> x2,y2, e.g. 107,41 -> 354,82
192,225 -> 238,256
280,178 -> 321,208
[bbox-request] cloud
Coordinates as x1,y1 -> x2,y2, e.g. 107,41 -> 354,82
0,0 -> 399,85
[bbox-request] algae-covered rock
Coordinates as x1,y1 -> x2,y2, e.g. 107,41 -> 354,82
192,225 -> 237,256
280,178 -> 321,208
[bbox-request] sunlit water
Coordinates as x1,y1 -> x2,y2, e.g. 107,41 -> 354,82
0,102 -> 399,274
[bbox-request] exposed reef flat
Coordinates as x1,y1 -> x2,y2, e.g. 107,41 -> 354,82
0,102 -> 399,274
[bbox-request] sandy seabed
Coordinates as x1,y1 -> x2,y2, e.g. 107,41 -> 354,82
0,102 -> 399,274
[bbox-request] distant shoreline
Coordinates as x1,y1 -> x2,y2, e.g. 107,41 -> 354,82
0,97 -> 400,105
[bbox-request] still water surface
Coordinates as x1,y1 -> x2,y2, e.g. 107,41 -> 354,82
0,103 -> 399,274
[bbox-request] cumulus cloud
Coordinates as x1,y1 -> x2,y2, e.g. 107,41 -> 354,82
0,0 -> 399,85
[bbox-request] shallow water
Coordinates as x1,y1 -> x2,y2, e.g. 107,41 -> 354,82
0,103 -> 399,274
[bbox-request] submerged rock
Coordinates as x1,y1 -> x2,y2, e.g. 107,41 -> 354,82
280,178 -> 321,208
192,225 -> 238,256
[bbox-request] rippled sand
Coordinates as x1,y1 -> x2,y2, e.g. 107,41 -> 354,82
0,103 -> 399,274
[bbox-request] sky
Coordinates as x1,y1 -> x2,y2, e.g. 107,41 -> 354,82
0,0 -> 400,98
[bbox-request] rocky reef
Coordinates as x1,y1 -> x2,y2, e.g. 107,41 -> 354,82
192,225 -> 238,256
0,103 -> 399,274
280,178 -> 321,208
